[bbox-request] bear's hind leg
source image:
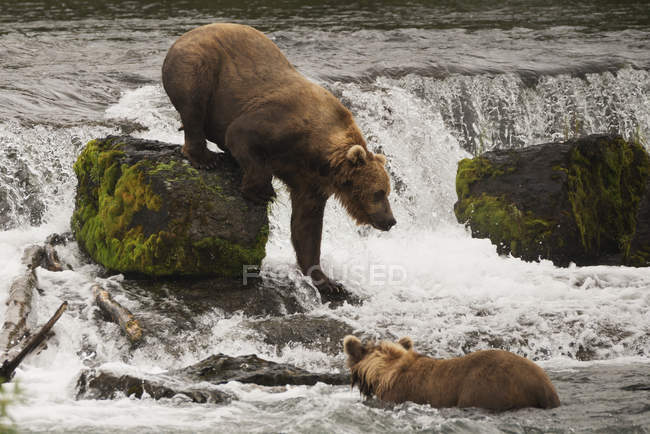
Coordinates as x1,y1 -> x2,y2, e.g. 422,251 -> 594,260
163,55 -> 220,169
179,104 -> 221,170
225,116 -> 275,203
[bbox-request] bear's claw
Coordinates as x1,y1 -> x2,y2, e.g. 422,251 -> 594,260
182,146 -> 220,170
314,277 -> 358,306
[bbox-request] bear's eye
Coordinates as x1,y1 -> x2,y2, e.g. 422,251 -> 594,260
343,180 -> 353,188
373,190 -> 385,202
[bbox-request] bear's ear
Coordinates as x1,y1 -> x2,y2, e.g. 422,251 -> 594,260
343,335 -> 364,363
346,145 -> 367,166
375,153 -> 387,166
398,337 -> 413,351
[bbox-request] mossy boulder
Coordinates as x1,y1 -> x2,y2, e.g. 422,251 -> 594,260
71,136 -> 269,277
454,134 -> 650,266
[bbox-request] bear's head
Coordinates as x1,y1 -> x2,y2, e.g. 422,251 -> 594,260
332,145 -> 396,231
343,335 -> 414,398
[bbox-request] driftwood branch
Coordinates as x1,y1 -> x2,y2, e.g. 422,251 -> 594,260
0,301 -> 67,381
0,269 -> 36,355
43,244 -> 63,272
0,246 -> 44,357
91,284 -> 142,344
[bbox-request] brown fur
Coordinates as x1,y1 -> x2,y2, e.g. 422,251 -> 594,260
162,23 -> 395,293
343,336 -> 561,411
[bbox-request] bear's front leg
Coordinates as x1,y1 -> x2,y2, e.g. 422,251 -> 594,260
290,190 -> 343,294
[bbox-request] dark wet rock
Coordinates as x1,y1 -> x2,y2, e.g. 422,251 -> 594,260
575,345 -> 597,361
76,369 -> 233,403
115,119 -> 149,135
21,245 -> 46,270
121,275 -> 319,319
177,353 -> 349,387
247,314 -> 354,356
621,383 -> 650,391
628,175 -> 650,266
455,134 -> 650,266
76,353 -> 349,404
45,232 -> 75,246
460,330 -> 531,357
19,243 -> 66,272
71,135 -> 269,278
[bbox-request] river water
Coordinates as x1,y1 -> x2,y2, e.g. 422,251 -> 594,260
0,1 -> 649,432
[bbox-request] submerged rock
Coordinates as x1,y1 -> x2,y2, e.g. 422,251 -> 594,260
179,353 -> 349,386
76,369 -> 233,403
77,353 -> 349,403
71,136 -> 268,277
247,314 -> 355,356
455,134 -> 650,266
121,275 -> 319,319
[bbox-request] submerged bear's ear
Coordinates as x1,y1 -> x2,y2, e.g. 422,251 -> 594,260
398,337 -> 413,351
346,145 -> 367,166
375,153 -> 387,166
343,335 -> 364,363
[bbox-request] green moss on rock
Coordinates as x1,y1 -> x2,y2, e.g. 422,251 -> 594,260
72,137 -> 269,277
455,193 -> 554,259
565,137 -> 649,258
454,134 -> 650,266
455,157 -> 514,200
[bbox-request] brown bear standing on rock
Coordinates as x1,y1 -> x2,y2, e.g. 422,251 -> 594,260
162,23 -> 396,294
343,335 -> 561,411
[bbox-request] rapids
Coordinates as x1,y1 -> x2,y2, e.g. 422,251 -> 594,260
0,1 -> 648,432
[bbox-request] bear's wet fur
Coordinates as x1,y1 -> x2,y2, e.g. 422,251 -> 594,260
343,335 -> 560,411
162,23 -> 396,293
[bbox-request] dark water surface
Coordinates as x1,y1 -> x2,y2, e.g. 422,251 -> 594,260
0,1 -> 649,433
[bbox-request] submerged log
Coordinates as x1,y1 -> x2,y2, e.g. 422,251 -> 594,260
0,301 -> 67,381
91,283 -> 142,344
454,134 -> 650,266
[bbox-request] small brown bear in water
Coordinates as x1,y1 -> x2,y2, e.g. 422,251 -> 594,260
343,335 -> 560,411
162,23 -> 395,293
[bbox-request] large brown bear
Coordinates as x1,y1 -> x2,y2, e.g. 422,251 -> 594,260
343,335 -> 561,411
162,23 -> 396,293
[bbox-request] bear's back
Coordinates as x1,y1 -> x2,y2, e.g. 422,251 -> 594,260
452,350 -> 560,410
170,23 -> 296,82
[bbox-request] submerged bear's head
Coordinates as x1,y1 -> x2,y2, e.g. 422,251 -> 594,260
343,335 -> 414,398
333,145 -> 396,231
343,335 -> 413,367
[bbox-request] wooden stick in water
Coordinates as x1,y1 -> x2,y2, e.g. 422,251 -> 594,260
91,284 -> 143,344
0,301 -> 68,382
42,244 -> 64,272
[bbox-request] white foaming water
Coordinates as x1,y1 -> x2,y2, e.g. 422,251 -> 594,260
2,73 -> 650,431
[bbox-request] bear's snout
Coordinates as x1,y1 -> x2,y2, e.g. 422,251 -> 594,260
372,215 -> 396,231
